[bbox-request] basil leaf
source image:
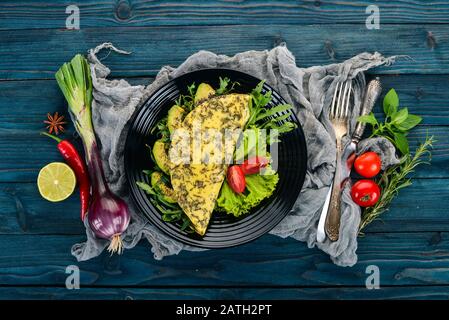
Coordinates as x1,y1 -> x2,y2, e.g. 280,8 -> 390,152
393,132 -> 409,155
383,88 -> 399,116
396,114 -> 422,131
357,113 -> 378,125
392,107 -> 408,125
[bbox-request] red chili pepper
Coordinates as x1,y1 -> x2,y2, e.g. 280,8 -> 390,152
41,132 -> 90,220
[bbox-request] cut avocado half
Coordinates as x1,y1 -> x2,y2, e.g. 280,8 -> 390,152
152,139 -> 170,175
167,105 -> 186,134
150,171 -> 176,203
194,83 -> 215,105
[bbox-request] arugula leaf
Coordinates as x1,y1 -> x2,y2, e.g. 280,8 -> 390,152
137,177 -> 193,231
383,88 -> 399,116
187,82 -> 196,97
215,77 -> 239,95
136,181 -> 156,195
246,80 -> 296,134
255,104 -> 293,121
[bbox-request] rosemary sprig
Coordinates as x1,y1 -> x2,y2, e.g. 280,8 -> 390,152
359,135 -> 434,233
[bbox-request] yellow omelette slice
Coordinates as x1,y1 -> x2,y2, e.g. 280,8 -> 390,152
169,94 -> 250,235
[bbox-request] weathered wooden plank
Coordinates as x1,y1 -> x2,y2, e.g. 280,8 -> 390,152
1,0 -> 449,30
1,75 -> 448,129
0,24 -> 447,80
0,179 -> 447,235
374,75 -> 449,125
0,75 -> 447,181
0,182 -> 84,235
362,179 -> 449,233
0,232 -> 448,287
1,286 -> 449,300
0,124 -> 445,183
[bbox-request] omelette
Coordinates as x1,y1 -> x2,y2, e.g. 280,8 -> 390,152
168,94 -> 251,235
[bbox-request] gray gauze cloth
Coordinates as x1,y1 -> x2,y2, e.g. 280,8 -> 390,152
72,42 -> 400,267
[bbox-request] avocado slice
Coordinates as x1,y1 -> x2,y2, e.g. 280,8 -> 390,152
152,139 -> 170,174
150,171 -> 176,203
167,105 -> 186,134
194,83 -> 215,105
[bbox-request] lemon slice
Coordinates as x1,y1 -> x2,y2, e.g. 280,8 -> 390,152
37,162 -> 76,202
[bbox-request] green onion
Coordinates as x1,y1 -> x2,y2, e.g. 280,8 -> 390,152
55,54 -> 130,254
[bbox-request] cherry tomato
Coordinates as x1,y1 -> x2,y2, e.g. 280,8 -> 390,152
227,165 -> 246,193
354,151 -> 381,178
351,179 -> 381,207
240,156 -> 269,175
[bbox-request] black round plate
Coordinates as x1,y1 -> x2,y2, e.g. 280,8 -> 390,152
124,69 -> 307,248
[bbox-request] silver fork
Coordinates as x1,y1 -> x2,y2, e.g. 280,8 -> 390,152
324,80 -> 352,242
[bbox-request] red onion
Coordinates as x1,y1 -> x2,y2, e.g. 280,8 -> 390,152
86,141 -> 130,254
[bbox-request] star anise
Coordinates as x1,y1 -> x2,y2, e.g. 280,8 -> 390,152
44,112 -> 67,135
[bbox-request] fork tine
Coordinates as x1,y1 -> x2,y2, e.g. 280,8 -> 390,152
339,81 -> 351,119
335,82 -> 344,118
344,81 -> 352,118
330,82 -> 340,118
337,82 -> 347,118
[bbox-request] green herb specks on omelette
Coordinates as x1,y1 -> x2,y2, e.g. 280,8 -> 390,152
169,94 -> 250,235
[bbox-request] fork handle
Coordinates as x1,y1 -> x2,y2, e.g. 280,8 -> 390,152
325,139 -> 344,241
352,78 -> 382,142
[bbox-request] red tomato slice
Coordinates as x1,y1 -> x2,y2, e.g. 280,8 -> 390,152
227,165 -> 246,193
240,156 -> 269,175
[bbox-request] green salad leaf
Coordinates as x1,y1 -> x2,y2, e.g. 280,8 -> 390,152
216,167 -> 279,217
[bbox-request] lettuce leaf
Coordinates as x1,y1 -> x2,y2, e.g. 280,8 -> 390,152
216,167 -> 279,217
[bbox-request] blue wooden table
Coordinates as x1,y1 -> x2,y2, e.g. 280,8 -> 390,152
1,0 -> 449,300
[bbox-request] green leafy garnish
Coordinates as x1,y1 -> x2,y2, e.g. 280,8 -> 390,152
175,82 -> 197,112
358,88 -> 422,155
358,88 -> 433,234
137,173 -> 194,233
151,116 -> 170,142
215,77 -> 239,95
246,80 -> 297,135
217,166 -> 279,217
